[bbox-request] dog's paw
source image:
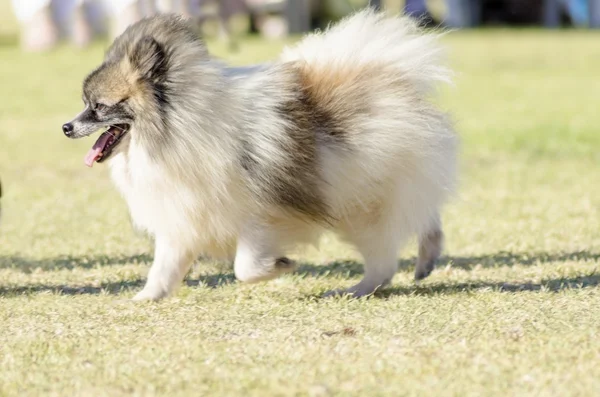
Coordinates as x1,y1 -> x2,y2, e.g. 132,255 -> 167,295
323,283 -> 380,299
274,257 -> 296,274
322,289 -> 347,298
414,257 -> 438,281
414,262 -> 435,281
235,257 -> 296,283
131,287 -> 168,301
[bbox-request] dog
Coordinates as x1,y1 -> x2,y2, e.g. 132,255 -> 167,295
63,9 -> 458,300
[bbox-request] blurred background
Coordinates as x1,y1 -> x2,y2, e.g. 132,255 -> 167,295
2,0 -> 600,52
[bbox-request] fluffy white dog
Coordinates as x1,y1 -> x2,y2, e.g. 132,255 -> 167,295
63,9 -> 458,300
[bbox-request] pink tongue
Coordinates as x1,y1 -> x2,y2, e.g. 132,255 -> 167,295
84,131 -> 112,167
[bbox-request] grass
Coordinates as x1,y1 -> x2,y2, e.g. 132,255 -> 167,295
1,27 -> 600,396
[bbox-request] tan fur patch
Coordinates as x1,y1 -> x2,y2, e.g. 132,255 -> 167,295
115,58 -> 153,108
118,58 -> 141,87
297,63 -> 363,99
294,62 -> 383,121
84,63 -> 133,106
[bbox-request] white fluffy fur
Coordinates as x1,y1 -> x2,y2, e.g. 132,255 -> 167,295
99,10 -> 457,300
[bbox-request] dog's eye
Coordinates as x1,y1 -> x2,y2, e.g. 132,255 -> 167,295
95,103 -> 108,112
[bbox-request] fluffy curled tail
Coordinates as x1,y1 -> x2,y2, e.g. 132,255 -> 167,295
281,9 -> 452,96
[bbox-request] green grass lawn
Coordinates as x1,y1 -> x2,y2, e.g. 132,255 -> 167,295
1,29 -> 599,396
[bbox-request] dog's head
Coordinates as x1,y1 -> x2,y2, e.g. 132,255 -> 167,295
63,15 -> 206,167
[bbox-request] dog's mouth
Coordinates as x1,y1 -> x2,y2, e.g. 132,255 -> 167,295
84,124 -> 130,167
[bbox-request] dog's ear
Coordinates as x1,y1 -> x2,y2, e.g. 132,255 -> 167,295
130,36 -> 168,81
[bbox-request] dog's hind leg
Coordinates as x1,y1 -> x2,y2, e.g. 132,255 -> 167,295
234,220 -> 296,283
414,213 -> 444,281
132,237 -> 198,301
326,219 -> 406,298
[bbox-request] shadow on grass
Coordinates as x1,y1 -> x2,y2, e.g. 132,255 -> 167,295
0,254 -> 154,272
375,273 -> 600,298
2,250 -> 597,274
1,272 -> 597,298
0,250 -> 597,297
0,273 -> 236,297
296,250 -> 600,279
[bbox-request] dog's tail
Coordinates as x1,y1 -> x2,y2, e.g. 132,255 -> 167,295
280,8 -> 451,96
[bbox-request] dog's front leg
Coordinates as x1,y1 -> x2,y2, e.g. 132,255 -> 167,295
132,237 -> 197,301
234,221 -> 296,283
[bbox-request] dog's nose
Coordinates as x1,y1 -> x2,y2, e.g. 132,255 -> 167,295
62,123 -> 74,136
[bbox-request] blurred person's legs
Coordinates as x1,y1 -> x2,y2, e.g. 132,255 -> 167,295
567,0 -> 588,26
286,0 -> 311,33
445,0 -> 481,28
11,0 -> 59,51
404,0 -> 427,16
404,0 -> 436,26
105,0 -> 144,38
105,0 -> 203,39
58,0 -> 109,47
544,0 -> 565,27
544,0 -> 593,27
69,0 -> 97,47
12,0 -> 110,51
248,0 -> 295,38
369,0 -> 382,10
218,0 -> 247,50
155,0 -> 192,15
590,0 -> 600,27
